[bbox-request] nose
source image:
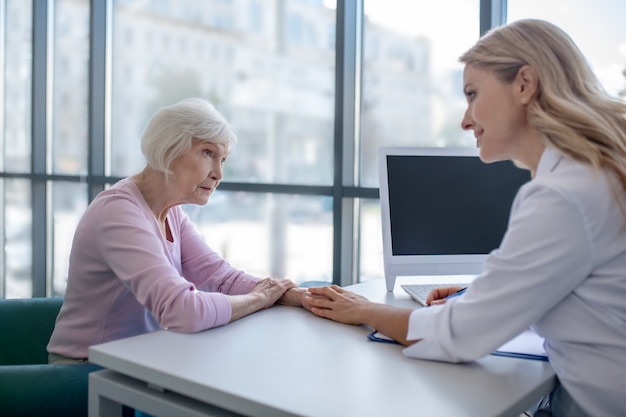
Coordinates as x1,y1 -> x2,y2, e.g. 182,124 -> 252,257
461,107 -> 473,131
210,163 -> 223,181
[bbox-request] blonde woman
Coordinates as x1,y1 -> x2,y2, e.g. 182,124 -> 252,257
306,19 -> 626,417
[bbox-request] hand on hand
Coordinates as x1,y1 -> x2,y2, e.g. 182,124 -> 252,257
252,277 -> 297,309
275,286 -> 331,312
299,290 -> 329,312
426,286 -> 465,306
304,285 -> 371,325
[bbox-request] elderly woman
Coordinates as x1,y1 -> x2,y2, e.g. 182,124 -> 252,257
48,98 -> 311,363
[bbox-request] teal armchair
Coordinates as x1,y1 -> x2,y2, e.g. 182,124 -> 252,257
0,297 -> 102,417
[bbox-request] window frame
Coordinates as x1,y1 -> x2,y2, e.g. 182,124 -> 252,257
0,0 -> 506,297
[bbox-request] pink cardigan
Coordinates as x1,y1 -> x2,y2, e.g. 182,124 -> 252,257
47,179 -> 259,359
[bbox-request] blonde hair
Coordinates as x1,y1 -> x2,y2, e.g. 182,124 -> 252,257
140,98 -> 237,175
460,19 -> 626,192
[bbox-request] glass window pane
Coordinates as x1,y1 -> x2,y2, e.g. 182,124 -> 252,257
359,198 -> 384,282
111,0 -> 336,185
2,179 -> 32,298
360,0 -> 479,187
52,0 -> 90,175
51,182 -> 88,297
183,191 -> 333,284
3,0 -> 32,173
507,0 -> 626,99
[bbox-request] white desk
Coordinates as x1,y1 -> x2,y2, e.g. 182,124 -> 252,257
88,277 -> 556,417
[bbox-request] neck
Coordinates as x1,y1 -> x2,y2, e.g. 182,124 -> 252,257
130,167 -> 174,223
516,129 -> 547,177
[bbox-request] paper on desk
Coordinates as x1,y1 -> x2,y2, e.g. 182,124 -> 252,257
493,329 -> 548,361
369,328 -> 548,361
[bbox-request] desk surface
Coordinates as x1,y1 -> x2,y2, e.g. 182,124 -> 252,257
89,277 -> 556,417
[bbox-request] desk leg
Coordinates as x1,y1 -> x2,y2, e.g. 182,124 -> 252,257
88,369 -> 245,417
90,371 -> 124,417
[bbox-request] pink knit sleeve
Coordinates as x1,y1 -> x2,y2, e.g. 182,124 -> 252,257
94,196 -> 237,332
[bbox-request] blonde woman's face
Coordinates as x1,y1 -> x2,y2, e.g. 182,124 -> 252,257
168,140 -> 228,206
460,65 -> 528,164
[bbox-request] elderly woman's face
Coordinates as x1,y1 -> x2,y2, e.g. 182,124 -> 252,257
168,140 -> 228,205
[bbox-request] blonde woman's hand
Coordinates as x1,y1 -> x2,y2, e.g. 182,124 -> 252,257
426,286 -> 465,306
304,285 -> 371,325
276,286 -> 328,312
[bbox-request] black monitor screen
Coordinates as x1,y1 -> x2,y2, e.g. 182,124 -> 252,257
386,155 -> 531,256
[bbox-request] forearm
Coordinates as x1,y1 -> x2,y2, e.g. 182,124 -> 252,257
305,285 -> 416,345
227,293 -> 267,322
227,278 -> 296,322
278,288 -> 307,307
360,303 -> 416,346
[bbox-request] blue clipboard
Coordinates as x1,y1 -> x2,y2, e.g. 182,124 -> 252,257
492,329 -> 549,361
491,351 -> 548,361
368,331 -> 549,361
367,330 -> 401,345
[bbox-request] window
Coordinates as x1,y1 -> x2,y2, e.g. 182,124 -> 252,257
507,0 -> 626,99
3,1 -> 625,297
2,0 -> 33,298
361,0 -> 479,187
111,0 -> 336,285
3,0 -> 32,174
185,192 -> 333,282
50,0 -> 91,295
51,182 -> 88,296
2,179 -> 32,298
359,0 -> 480,279
52,0 -> 89,175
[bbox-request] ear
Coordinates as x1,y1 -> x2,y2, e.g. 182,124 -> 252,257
513,64 -> 538,104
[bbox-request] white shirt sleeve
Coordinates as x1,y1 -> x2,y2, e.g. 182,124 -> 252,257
403,165 -> 593,362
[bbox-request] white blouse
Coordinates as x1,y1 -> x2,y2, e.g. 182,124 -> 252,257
404,146 -> 626,417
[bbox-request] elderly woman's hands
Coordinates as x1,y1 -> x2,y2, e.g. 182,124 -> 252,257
227,277 -> 295,322
252,277 -> 297,308
278,286 -> 330,312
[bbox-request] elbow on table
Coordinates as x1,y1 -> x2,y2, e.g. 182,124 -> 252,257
160,318 -> 213,333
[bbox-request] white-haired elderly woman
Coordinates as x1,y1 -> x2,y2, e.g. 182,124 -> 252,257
48,98 -> 313,364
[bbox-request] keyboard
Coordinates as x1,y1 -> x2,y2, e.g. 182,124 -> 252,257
401,283 -> 466,306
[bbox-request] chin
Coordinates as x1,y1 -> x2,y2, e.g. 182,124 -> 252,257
477,148 -> 492,163
481,155 -> 510,165
188,196 -> 209,206
478,154 -> 504,165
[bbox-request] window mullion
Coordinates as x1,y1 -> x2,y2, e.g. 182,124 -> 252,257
333,0 -> 362,286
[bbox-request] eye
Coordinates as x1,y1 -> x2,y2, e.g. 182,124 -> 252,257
221,157 -> 227,165
464,90 -> 476,101
203,149 -> 213,157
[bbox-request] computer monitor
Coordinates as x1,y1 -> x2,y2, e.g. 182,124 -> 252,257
379,147 -> 531,291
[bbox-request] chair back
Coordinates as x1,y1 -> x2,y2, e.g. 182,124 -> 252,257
0,297 -> 63,365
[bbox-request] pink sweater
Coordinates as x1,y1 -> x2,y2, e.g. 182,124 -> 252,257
47,179 -> 259,359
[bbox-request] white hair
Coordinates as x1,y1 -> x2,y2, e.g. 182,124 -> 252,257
140,98 -> 237,175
